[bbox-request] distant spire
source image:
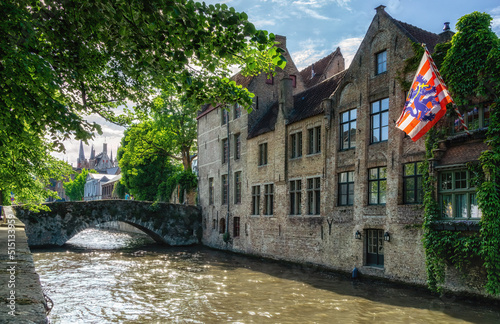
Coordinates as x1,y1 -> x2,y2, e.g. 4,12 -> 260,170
110,149 -> 113,163
78,140 -> 86,162
90,144 -> 95,159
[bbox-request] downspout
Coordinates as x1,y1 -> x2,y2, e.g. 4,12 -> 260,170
226,108 -> 231,235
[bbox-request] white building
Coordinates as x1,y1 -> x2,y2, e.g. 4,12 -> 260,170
84,173 -> 114,201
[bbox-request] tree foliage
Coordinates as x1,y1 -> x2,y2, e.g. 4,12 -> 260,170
118,125 -> 182,201
63,168 -> 95,202
1,0 -> 285,208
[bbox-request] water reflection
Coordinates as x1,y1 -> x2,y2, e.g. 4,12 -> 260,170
32,229 -> 500,323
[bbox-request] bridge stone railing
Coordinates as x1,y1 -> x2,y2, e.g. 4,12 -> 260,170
13,200 -> 202,247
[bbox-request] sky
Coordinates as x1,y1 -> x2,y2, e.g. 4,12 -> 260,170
53,0 -> 500,166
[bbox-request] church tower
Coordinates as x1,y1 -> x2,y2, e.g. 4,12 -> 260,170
77,140 -> 87,168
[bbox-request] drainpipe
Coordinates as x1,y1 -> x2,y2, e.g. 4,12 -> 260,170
226,107 -> 230,234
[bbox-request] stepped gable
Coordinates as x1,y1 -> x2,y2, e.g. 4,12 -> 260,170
248,70 -> 346,139
391,17 -> 440,52
287,70 -> 346,125
299,48 -> 342,89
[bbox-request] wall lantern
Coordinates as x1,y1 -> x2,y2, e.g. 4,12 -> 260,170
384,231 -> 391,242
355,230 -> 362,240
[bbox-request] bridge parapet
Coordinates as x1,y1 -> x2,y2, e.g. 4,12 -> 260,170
13,200 -> 202,247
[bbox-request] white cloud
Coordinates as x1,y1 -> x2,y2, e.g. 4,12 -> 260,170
292,39 -> 329,70
386,0 -> 402,15
252,19 -> 277,28
491,6 -> 500,35
337,36 -> 363,68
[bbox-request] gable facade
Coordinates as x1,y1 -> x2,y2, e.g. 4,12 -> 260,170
197,6 -> 492,297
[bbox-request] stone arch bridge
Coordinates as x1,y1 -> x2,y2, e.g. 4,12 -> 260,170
13,200 -> 202,247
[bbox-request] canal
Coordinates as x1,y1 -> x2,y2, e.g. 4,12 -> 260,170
32,228 -> 500,323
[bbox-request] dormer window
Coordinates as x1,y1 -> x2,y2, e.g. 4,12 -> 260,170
376,50 -> 387,74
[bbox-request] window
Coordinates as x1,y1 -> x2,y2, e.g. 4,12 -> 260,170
371,98 -> 389,143
234,103 -> 241,119
376,50 -> 387,74
369,167 -> 387,205
209,178 -> 214,205
403,162 -> 424,204
264,184 -> 274,216
234,171 -> 241,204
222,138 -> 229,164
366,229 -> 384,267
221,174 -> 228,205
233,217 -> 240,237
340,109 -> 357,150
290,180 -> 302,215
439,169 -> 480,219
221,109 -> 229,125
251,185 -> 260,215
338,171 -> 354,206
451,104 -> 490,134
219,218 -> 226,234
266,74 -> 274,85
212,219 -> 216,230
308,126 -> 321,154
234,134 -> 241,160
307,177 -> 321,215
259,143 -> 268,166
290,132 -> 302,159
290,75 -> 297,88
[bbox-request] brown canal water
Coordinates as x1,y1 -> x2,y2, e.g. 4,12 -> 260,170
32,228 -> 500,323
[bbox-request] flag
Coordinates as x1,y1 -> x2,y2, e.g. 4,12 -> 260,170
396,48 -> 453,141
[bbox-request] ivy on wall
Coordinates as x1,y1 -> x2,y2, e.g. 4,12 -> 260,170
394,11 -> 500,295
419,11 -> 500,295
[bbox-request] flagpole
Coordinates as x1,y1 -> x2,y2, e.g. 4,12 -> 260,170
422,44 -> 470,136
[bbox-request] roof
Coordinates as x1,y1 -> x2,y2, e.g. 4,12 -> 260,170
248,70 -> 346,139
87,173 -> 111,182
102,174 -> 122,185
288,70 -> 346,125
247,101 -> 279,139
299,48 -> 342,88
391,18 -> 440,52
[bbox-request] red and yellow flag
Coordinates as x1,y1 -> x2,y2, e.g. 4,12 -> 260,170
396,48 -> 453,141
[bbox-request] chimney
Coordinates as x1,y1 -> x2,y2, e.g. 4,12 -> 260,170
438,21 -> 454,43
279,77 -> 293,120
275,35 -> 287,50
375,5 -> 386,13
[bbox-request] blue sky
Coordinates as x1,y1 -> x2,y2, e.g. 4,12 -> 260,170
205,0 -> 500,69
55,0 -> 500,166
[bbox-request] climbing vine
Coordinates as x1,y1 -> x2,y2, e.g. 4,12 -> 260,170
477,100 -> 500,295
420,12 -> 500,295
157,170 -> 198,203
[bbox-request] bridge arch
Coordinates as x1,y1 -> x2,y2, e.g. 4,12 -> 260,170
14,200 -> 201,247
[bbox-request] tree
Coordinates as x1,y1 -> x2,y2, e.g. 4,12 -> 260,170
63,169 -> 96,201
144,89 -> 198,171
118,125 -> 182,201
1,0 -> 285,207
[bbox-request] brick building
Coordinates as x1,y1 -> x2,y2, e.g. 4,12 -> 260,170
197,6 -> 491,296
